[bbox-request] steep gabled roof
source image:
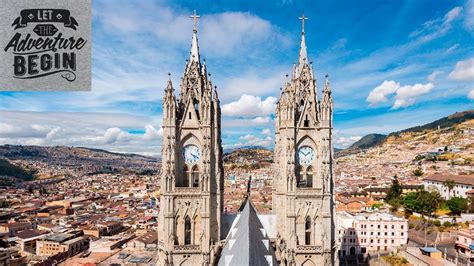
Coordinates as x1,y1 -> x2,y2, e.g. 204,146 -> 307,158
218,199 -> 277,266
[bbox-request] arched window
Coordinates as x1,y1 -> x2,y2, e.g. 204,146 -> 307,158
184,216 -> 192,245
192,165 -> 199,187
296,165 -> 303,187
306,166 -> 313,188
181,165 -> 190,187
193,98 -> 199,112
305,217 -> 311,245
193,98 -> 200,119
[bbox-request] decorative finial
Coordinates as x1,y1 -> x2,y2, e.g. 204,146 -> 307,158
190,10 -> 201,32
298,14 -> 309,34
168,72 -> 171,80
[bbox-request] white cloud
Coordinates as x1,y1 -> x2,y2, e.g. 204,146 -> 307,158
221,71 -> 285,101
0,111 -> 162,156
409,6 -> 462,43
366,80 -> 400,105
468,89 -> 474,100
445,7 -> 463,23
446,43 -> 460,53
222,94 -> 277,117
465,0 -> 474,31
392,83 -> 434,109
367,80 -> 434,109
261,128 -> 271,135
449,57 -> 474,80
225,134 -> 273,149
96,1 -> 289,58
334,135 -> 362,148
252,117 -> 273,124
427,70 -> 443,82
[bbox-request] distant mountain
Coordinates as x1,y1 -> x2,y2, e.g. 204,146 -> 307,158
393,110 -> 474,135
348,134 -> 387,150
345,109 -> 474,151
0,145 -> 160,181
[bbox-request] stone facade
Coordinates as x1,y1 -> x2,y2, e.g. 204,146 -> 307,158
157,13 -> 224,265
272,23 -> 336,265
158,13 -> 335,266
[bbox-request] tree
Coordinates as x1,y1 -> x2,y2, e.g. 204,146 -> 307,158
402,190 -> 442,217
413,168 -> 424,177
386,175 -> 402,202
446,197 -> 468,215
443,179 -> 456,198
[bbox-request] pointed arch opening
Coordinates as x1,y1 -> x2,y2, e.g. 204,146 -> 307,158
306,166 -> 313,188
296,165 -> 303,187
192,165 -> 199,187
184,216 -> 192,245
193,98 -> 200,119
178,165 -> 191,187
305,216 -> 311,245
299,99 -> 304,113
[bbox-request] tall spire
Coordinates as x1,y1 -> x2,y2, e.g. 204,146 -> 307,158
298,14 -> 309,67
189,10 -> 201,63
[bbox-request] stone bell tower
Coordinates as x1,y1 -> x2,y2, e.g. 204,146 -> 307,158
158,11 -> 224,266
273,15 -> 335,265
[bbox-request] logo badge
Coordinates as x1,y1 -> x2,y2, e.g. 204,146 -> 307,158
0,0 -> 91,91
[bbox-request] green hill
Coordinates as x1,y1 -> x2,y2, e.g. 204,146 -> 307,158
0,158 -> 36,181
348,134 -> 387,150
345,109 -> 474,151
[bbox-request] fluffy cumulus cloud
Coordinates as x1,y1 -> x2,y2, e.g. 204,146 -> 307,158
469,89 -> 474,100
367,80 -> 434,109
366,80 -> 400,106
334,135 -> 362,148
449,57 -> 474,81
392,83 -> 434,109
221,94 -> 277,117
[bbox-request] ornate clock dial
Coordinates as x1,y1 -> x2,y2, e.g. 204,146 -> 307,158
298,146 -> 315,165
182,144 -> 201,165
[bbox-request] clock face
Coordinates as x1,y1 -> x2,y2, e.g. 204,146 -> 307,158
182,145 -> 201,165
298,146 -> 315,165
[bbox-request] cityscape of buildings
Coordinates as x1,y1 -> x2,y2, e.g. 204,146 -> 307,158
0,4 -> 474,266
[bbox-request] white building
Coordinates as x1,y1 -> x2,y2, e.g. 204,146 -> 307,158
337,211 -> 408,257
424,174 -> 474,199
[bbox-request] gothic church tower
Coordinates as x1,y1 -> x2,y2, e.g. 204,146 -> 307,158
158,11 -> 224,266
273,15 -> 335,265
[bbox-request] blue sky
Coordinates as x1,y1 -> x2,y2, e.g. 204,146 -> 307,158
1,0 -> 473,156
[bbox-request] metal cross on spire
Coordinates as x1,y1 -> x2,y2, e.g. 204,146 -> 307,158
298,14 -> 309,33
190,10 -> 200,32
